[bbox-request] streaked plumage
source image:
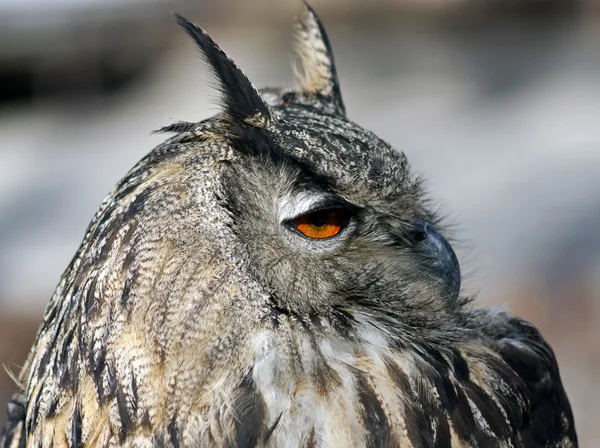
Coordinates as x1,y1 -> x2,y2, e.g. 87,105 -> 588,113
2,3 -> 576,447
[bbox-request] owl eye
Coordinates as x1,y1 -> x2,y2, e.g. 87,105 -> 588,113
292,207 -> 351,239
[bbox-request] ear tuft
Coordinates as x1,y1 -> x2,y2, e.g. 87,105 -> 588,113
293,1 -> 345,115
175,13 -> 273,128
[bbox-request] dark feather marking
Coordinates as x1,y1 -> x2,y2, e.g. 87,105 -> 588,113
368,157 -> 385,182
451,353 -> 470,382
25,391 -> 37,435
174,14 -> 272,126
121,277 -> 133,308
152,433 -> 166,448
131,375 -> 139,411
36,345 -> 53,379
91,344 -> 107,397
120,219 -> 138,249
485,356 -> 527,431
88,209 -> 116,251
385,360 -> 434,447
463,380 -> 510,440
430,372 -> 459,447
140,410 -> 152,431
71,403 -> 83,448
422,349 -> 452,379
309,349 -> 342,397
84,187 -> 146,261
266,294 -> 327,338
501,342 -> 547,385
331,306 -> 357,325
122,190 -> 151,223
451,386 -> 491,447
44,306 -> 67,368
29,398 -> 40,432
70,345 -> 80,393
59,343 -> 79,390
434,416 -> 451,448
59,328 -> 75,366
116,382 -> 134,443
356,371 -> 391,448
40,303 -> 58,333
168,416 -> 180,448
233,370 -> 266,448
122,238 -> 138,270
431,373 -> 458,413
264,412 -> 283,442
84,277 -> 98,317
46,394 -> 60,419
305,427 -> 316,448
96,220 -> 122,264
111,179 -> 144,206
414,374 -> 447,447
105,363 -> 118,399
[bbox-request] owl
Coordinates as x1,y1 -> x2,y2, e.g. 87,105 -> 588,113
2,3 -> 577,448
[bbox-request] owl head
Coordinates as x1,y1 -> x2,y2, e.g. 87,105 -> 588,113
105,4 -> 462,345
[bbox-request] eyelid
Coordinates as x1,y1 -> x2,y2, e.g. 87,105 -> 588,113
278,192 -> 336,224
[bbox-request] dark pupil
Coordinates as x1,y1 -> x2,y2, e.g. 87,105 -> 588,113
309,210 -> 329,227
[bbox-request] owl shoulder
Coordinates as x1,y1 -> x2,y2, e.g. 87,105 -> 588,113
477,310 -> 578,447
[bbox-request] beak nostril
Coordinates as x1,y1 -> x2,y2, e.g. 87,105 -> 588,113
411,218 -> 427,243
412,229 -> 427,243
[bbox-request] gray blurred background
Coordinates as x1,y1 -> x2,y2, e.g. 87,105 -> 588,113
0,0 -> 598,444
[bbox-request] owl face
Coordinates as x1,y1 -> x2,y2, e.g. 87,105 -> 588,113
216,102 -> 461,320
163,10 -> 461,328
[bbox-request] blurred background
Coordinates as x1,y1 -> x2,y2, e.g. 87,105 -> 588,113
0,0 -> 598,444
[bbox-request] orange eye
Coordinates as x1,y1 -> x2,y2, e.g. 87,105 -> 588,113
292,208 -> 350,239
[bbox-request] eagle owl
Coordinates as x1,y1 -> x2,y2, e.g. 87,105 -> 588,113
2,3 -> 577,448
